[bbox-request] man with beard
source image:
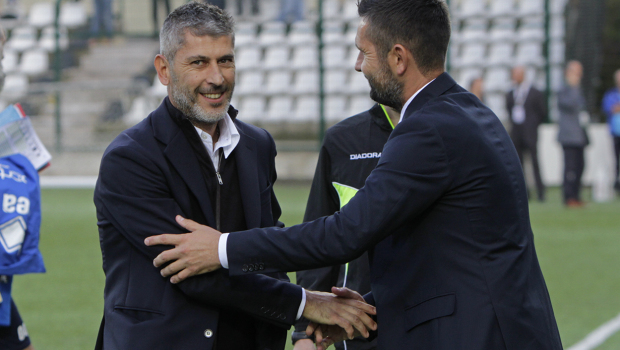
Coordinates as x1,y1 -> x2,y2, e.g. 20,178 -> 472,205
93,3 -> 376,350
146,0 -> 563,349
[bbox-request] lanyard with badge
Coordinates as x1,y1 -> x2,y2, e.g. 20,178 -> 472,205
512,84 -> 529,125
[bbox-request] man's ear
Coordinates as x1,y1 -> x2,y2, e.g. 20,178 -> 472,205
389,44 -> 409,77
154,54 -> 171,86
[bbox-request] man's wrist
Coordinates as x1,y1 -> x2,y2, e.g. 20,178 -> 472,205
291,331 -> 313,344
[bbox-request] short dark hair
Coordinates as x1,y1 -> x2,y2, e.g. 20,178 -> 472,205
160,2 -> 235,64
358,0 -> 451,75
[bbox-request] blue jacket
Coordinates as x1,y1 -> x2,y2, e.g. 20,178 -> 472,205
225,73 -> 563,350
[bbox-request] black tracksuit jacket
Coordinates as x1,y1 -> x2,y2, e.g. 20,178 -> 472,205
293,103 -> 394,350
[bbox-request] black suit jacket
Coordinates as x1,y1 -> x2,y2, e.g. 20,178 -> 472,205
506,85 -> 547,146
94,98 -> 302,350
224,73 -> 563,350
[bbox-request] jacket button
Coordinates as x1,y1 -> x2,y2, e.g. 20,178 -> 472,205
204,329 -> 213,338
242,264 -> 248,272
248,265 -> 254,272
258,264 -> 264,270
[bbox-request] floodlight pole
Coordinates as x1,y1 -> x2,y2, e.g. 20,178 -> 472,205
54,0 -> 63,152
317,0 -> 326,146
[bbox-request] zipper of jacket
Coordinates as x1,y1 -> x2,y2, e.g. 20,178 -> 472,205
215,149 -> 223,231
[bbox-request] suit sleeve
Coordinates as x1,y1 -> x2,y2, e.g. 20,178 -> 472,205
294,138 -> 342,333
226,113 -> 452,275
95,139 -> 302,327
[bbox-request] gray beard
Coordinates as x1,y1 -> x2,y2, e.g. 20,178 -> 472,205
169,74 -> 232,125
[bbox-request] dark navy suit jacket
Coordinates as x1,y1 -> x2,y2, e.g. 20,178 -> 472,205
94,99 -> 302,349
225,73 -> 563,349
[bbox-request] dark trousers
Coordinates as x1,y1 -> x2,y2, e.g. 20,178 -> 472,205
562,146 -> 585,202
511,131 -> 545,201
614,136 -> 620,188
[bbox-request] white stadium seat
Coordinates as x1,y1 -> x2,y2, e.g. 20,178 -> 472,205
235,22 -> 258,48
519,0 -> 544,16
459,0 -> 487,18
238,96 -> 266,122
19,49 -> 48,75
458,19 -> 487,43
325,96 -> 348,122
343,1 -> 359,20
550,40 -> 565,65
265,71 -> 292,95
28,2 -> 55,28
484,92 -> 508,121
322,21 -> 345,45
517,18 -> 545,42
2,74 -> 29,100
489,19 -> 516,42
60,1 -> 87,28
458,43 -> 486,67
484,67 -> 511,92
1,50 -> 19,73
289,21 -> 317,46
39,26 -> 69,52
324,69 -> 347,94
265,96 -> 294,122
236,71 -> 264,95
488,43 -> 514,66
292,69 -> 319,94
291,46 -> 318,70
293,96 -> 320,122
235,46 -> 262,71
515,42 -> 543,66
489,0 -> 515,17
347,95 -> 373,117
456,67 -> 483,89
550,15 -> 565,39
321,0 -> 341,20
258,21 -> 286,47
322,44 -> 348,69
347,71 -> 370,94
263,46 -> 289,70
6,26 -> 37,52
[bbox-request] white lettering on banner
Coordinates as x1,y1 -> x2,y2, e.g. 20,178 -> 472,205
0,164 -> 27,184
3,194 -> 30,214
350,152 -> 382,160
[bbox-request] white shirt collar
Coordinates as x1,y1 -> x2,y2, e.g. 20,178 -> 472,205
399,79 -> 436,123
194,113 -> 240,163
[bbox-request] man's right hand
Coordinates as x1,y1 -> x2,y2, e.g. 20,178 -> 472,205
302,287 -> 376,341
293,339 -> 316,350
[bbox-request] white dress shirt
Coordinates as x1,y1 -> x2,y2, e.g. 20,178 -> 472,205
193,113 -> 240,169
399,78 -> 435,123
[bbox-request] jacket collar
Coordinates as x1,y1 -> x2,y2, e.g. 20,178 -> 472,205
151,97 -> 261,229
368,103 -> 395,131
402,72 -> 457,120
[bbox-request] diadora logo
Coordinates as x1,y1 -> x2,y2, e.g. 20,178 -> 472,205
350,152 -> 381,160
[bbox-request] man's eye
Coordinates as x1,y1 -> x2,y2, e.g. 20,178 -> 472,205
193,60 -> 205,65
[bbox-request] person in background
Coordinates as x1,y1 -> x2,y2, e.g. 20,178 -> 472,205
557,61 -> 588,207
278,0 -> 304,23
0,27 -> 41,350
90,0 -> 114,41
506,65 -> 547,201
601,69 -> 620,193
292,104 -> 399,350
469,77 -> 484,103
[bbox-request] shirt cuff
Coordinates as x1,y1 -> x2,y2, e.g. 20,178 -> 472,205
296,289 -> 307,320
218,233 -> 229,269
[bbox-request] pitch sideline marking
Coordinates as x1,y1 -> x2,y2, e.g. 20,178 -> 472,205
567,312 -> 620,350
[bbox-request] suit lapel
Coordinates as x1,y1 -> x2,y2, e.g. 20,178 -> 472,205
234,123 -> 261,228
152,100 -> 216,225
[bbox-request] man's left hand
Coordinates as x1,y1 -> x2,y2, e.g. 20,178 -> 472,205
145,215 -> 222,283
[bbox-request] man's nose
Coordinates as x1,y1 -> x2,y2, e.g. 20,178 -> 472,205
354,51 -> 363,72
205,64 -> 225,86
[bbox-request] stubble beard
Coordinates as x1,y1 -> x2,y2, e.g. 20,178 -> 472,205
367,62 -> 404,112
169,71 -> 234,125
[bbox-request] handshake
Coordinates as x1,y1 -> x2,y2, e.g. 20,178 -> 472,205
144,216 -> 377,350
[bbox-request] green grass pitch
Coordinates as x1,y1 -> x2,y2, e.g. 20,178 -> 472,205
10,185 -> 620,349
